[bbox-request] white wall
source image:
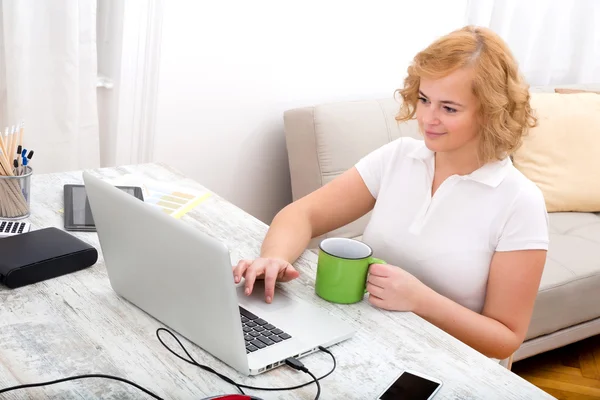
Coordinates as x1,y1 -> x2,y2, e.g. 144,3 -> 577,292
153,1 -> 468,223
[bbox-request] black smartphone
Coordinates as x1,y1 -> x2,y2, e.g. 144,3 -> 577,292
63,184 -> 144,232
377,370 -> 443,399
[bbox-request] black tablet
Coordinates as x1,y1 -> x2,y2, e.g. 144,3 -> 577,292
63,184 -> 144,232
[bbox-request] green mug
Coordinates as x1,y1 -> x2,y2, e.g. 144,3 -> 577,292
315,237 -> 385,304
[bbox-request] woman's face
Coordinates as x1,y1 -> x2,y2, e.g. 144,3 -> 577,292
416,68 -> 481,157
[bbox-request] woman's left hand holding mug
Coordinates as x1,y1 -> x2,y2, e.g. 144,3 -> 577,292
366,263 -> 426,312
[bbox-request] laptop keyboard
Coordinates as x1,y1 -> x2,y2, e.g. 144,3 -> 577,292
239,306 -> 291,353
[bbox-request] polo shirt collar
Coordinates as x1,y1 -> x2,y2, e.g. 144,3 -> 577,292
407,143 -> 435,163
407,143 -> 511,188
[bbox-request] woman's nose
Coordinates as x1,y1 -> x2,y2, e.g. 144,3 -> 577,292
422,107 -> 441,125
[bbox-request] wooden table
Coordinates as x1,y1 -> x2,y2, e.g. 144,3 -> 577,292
0,163 -> 554,399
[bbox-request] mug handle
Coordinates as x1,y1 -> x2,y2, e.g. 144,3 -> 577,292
364,257 -> 386,294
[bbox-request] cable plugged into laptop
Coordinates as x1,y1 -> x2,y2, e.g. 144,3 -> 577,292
284,357 -> 321,399
285,356 -> 309,372
157,328 -> 331,400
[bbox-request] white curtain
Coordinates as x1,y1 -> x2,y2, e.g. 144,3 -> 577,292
0,0 -> 100,174
467,0 -> 600,86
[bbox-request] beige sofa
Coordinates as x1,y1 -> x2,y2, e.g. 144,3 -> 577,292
283,84 -> 600,364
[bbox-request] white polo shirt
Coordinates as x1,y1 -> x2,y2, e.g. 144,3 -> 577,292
355,137 -> 549,313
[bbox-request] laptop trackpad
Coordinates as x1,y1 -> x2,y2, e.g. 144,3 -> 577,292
236,280 -> 296,314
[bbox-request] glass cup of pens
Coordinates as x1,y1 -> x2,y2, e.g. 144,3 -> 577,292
0,166 -> 32,219
0,121 -> 34,219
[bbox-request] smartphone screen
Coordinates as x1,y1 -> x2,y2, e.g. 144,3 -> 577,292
379,371 -> 441,400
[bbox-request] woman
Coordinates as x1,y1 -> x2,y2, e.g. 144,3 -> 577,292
233,25 -> 549,360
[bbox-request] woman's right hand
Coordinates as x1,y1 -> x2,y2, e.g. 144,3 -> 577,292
232,258 -> 300,304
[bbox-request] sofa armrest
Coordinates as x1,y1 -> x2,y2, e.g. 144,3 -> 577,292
283,106 -> 323,203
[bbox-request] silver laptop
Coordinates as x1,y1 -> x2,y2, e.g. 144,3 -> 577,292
82,171 -> 355,376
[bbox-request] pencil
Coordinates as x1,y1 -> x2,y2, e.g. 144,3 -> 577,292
0,129 -> 6,155
0,128 -> 8,159
8,126 -> 17,165
18,121 -> 24,149
0,146 -> 12,176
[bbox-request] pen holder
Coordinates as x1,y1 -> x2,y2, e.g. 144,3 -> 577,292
0,166 -> 32,220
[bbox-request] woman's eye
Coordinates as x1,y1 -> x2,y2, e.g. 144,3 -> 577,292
444,106 -> 457,114
418,97 -> 428,104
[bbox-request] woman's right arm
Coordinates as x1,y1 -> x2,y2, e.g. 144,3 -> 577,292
233,166 -> 376,303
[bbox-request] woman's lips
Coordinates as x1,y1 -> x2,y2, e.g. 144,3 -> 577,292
425,130 -> 447,139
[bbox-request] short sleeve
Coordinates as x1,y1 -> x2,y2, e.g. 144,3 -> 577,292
496,184 -> 549,252
354,139 -> 403,199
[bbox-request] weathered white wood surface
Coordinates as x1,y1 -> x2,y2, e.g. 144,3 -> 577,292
0,163 -> 554,399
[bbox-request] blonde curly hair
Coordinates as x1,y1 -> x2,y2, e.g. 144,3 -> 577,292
395,25 -> 537,162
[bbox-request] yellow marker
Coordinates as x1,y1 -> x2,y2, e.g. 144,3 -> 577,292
172,192 -> 212,219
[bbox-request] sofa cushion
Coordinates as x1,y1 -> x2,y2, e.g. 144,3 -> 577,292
526,212 -> 600,340
512,92 -> 600,212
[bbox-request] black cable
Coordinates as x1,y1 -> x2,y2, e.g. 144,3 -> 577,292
156,328 -> 246,394
156,328 -> 335,396
0,374 -> 163,399
306,371 -> 320,400
237,346 -> 335,392
283,357 -> 321,400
